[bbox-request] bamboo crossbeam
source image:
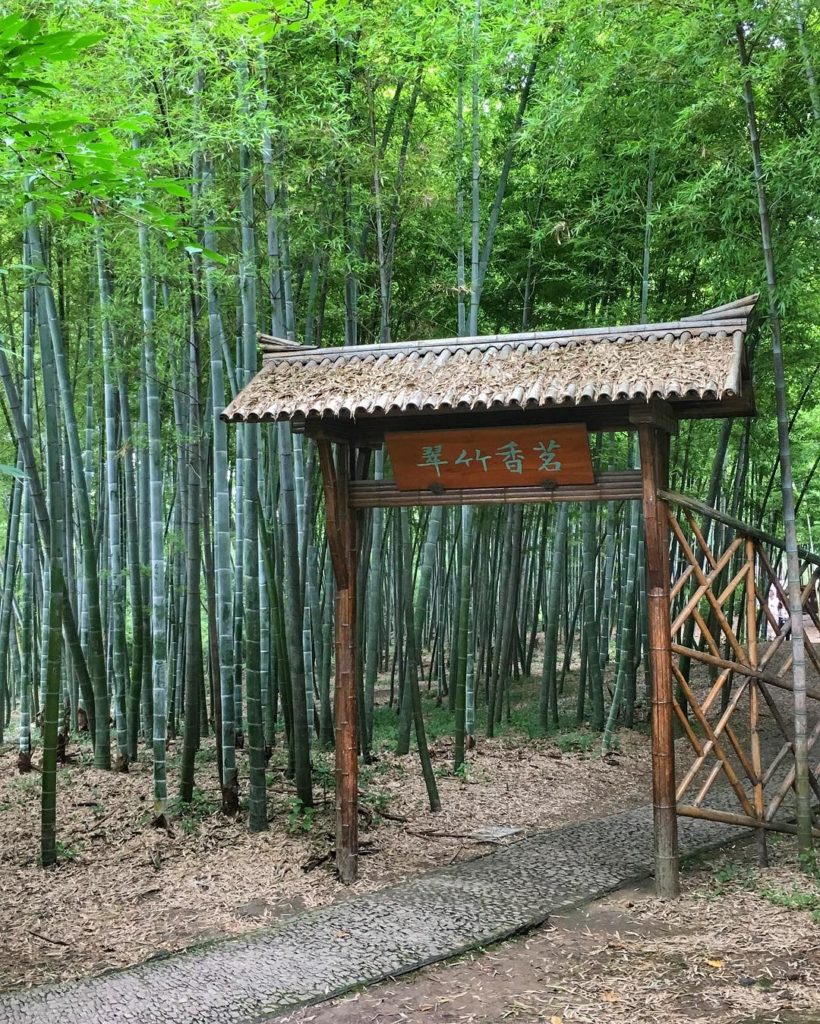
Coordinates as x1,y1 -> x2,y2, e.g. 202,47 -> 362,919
693,606 -> 724,661
348,471 -> 642,508
670,643 -> 820,701
670,560 -> 697,602
757,549 -> 820,675
725,720 -> 761,791
673,696 -> 707,763
757,715 -> 820,812
717,561 -> 751,607
761,734 -> 795,787
677,804 -> 820,838
662,490 -> 820,566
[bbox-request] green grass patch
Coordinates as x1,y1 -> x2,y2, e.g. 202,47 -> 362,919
552,730 -> 595,754
169,787 -> 219,835
370,688 -> 621,756
760,883 -> 820,922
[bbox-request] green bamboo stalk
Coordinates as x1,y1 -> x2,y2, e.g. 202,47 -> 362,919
94,214 -> 129,771
399,509 -> 440,810
582,502 -> 604,730
26,217 -> 108,764
37,259 -> 66,868
0,464 -> 22,744
540,502 -> 567,729
137,213 -> 168,823
453,504 -> 474,769
237,81 -> 268,827
203,153 -> 238,814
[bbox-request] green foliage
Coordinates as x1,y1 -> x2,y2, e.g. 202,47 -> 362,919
37,838 -> 83,865
169,788 -> 219,835
760,882 -> 820,921
285,797 -> 315,834
710,860 -> 755,894
10,773 -> 39,800
798,847 -> 819,877
707,843 -> 819,920
506,703 -> 548,740
54,839 -> 83,862
552,731 -> 595,755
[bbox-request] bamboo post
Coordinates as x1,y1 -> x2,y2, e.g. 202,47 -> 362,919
637,419 -> 680,897
335,443 -> 359,883
318,439 -> 359,882
746,538 -> 768,865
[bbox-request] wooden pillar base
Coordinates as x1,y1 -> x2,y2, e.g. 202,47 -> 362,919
335,583 -> 357,883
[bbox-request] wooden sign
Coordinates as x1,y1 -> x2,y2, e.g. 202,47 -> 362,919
385,424 -> 594,491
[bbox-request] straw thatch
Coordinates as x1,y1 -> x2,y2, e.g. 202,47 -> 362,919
221,297 -> 756,424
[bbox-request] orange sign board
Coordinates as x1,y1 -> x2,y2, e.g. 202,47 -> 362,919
385,424 -> 594,491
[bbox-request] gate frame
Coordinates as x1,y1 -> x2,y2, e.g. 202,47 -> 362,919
314,401 -> 680,894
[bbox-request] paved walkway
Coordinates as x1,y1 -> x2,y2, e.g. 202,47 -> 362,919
0,806 -> 744,1024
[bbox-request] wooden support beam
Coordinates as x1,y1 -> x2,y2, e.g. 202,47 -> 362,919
348,471 -> 642,508
629,398 -> 679,437
639,423 -> 680,897
317,439 -> 359,883
335,443 -> 358,883
303,421 -> 384,449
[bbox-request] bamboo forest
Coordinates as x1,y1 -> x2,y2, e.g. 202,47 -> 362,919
0,1 -> 819,1021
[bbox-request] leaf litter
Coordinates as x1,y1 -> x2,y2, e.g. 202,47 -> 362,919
0,716 -> 650,990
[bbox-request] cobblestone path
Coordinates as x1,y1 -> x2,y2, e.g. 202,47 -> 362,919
0,806 -> 742,1024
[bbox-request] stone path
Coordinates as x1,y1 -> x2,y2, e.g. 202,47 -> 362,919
0,806 -> 743,1024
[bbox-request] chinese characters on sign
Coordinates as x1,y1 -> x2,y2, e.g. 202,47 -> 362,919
385,424 -> 594,491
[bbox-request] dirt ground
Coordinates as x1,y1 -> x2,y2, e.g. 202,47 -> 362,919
281,836 -> 820,1024
0,702 -> 651,990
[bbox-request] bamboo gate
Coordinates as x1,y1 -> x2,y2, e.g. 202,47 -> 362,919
662,491 -> 820,850
224,295 -> 818,895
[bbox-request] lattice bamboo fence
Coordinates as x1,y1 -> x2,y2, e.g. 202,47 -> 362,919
665,494 -> 820,838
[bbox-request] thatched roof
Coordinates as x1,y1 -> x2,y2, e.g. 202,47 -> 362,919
221,296 -> 757,427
